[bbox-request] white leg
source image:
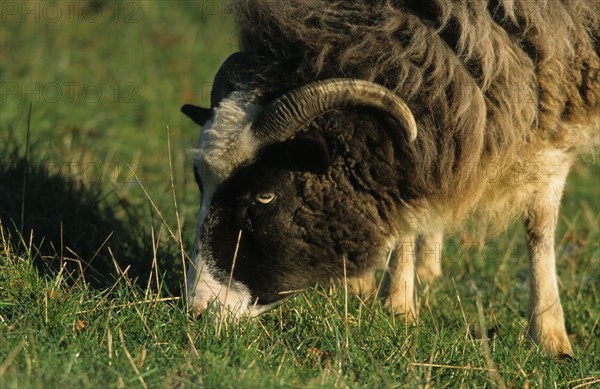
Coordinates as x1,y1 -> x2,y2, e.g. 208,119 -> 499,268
523,169 -> 573,356
416,232 -> 443,284
384,235 -> 417,321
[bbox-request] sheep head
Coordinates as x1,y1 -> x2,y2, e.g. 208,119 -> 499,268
182,56 -> 417,317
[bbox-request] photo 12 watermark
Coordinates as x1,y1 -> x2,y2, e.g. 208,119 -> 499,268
4,161 -> 139,184
455,161 -> 540,186
398,240 -> 533,265
199,1 -> 236,23
1,1 -> 140,24
1,81 -> 140,104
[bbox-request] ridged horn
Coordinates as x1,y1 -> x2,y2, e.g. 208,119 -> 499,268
210,52 -> 245,108
251,79 -> 417,143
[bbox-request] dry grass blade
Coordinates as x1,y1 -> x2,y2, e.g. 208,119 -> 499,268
0,340 -> 26,377
476,291 -> 506,389
566,377 -> 600,389
342,255 -> 349,350
451,276 -> 475,358
127,165 -> 191,265
371,248 -> 394,312
107,327 -> 113,367
186,332 -> 200,359
582,315 -> 598,352
166,126 -> 189,305
423,335 -> 438,389
20,102 -> 32,232
217,229 -> 243,336
410,363 -> 499,372
118,328 -> 148,389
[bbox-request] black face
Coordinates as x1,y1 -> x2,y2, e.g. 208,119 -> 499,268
200,132 -> 336,305
202,164 -> 303,304
195,119 -> 401,310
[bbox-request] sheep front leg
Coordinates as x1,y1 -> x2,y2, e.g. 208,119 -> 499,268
416,232 -> 443,284
523,173 -> 573,357
347,269 -> 377,299
383,236 -> 417,322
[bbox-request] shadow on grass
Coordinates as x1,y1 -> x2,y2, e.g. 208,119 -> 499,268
0,133 -> 185,296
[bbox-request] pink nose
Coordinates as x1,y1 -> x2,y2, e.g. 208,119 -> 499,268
194,300 -> 209,317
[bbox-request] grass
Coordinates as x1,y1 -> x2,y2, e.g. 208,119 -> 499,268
1,1 -> 599,387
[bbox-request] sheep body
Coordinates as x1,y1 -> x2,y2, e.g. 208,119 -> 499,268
233,0 -> 599,226
183,0 -> 599,357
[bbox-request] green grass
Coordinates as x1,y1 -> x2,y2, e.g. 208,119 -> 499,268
1,1 -> 599,387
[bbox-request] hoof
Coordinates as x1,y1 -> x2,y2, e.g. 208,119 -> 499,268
383,295 -> 417,323
530,326 -> 573,357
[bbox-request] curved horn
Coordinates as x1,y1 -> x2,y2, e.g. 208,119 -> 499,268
251,79 -> 417,143
210,52 -> 245,108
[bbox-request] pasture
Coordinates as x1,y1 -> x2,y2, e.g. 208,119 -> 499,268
1,1 -> 599,387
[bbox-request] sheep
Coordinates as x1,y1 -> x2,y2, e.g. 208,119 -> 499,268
181,0 -> 599,357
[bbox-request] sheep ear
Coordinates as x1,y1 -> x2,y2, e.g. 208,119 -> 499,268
287,128 -> 330,173
181,104 -> 212,126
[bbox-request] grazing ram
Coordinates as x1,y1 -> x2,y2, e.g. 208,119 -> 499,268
181,0 -> 599,356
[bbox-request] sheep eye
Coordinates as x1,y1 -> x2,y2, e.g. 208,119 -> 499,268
255,192 -> 276,204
